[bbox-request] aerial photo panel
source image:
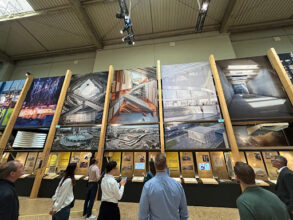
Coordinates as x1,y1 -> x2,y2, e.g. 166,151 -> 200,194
162,62 -> 221,122
108,67 -> 158,124
59,72 -> 108,125
164,122 -> 229,150
216,56 -> 293,121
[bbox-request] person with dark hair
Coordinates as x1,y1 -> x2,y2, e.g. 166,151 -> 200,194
272,155 -> 293,219
144,159 -> 156,182
83,158 -> 100,219
0,160 -> 24,220
234,162 -> 289,220
97,161 -> 126,220
50,163 -> 76,220
139,153 -> 188,220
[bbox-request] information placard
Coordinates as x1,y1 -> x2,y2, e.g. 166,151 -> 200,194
195,152 -> 213,179
210,152 -> 229,180
166,152 -> 180,178
180,152 -> 195,178
134,152 -> 146,177
246,151 -> 268,181
262,151 -> 278,180
121,152 -> 133,178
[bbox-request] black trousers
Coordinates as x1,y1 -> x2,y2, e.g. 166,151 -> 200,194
97,201 -> 120,220
83,182 -> 98,217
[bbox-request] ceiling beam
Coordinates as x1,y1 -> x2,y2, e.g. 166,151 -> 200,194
68,0 -> 103,49
220,0 -> 243,33
0,50 -> 12,63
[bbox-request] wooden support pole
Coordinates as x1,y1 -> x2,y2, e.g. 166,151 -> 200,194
209,55 -> 240,161
267,48 -> 293,105
157,60 -> 165,153
97,65 -> 114,170
30,70 -> 72,199
0,74 -> 33,157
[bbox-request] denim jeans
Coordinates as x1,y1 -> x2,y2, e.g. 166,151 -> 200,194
83,182 -> 98,217
52,205 -> 70,220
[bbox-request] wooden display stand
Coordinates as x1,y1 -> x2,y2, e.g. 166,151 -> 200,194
195,152 -> 218,185
43,153 -> 59,179
56,152 -> 71,174
132,152 -> 146,182
0,74 -> 33,158
166,152 -> 181,182
279,151 -> 293,170
210,152 -> 230,181
262,151 -> 278,182
30,70 -> 72,198
24,152 -> 38,175
180,152 -> 197,184
121,152 -> 133,178
157,60 -> 165,153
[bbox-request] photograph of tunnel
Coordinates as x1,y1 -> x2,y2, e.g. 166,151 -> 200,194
279,52 -> 293,83
162,62 -> 221,122
164,122 -> 229,150
108,67 -> 158,124
216,56 -> 293,121
59,72 -> 108,125
52,126 -> 100,151
105,124 -> 160,150
15,76 -> 65,127
233,123 -> 292,147
0,80 -> 25,126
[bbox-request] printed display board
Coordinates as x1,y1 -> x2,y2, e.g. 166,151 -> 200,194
133,152 -> 146,176
52,126 -> 100,151
15,152 -> 28,165
70,152 -> 92,176
180,152 -> 196,178
56,152 -> 71,174
234,123 -> 291,147
105,124 -> 160,150
45,153 -> 59,174
162,62 -> 221,122
121,152 -> 133,178
262,151 -> 278,180
245,151 -> 268,181
0,80 -> 25,126
279,151 -> 293,170
210,152 -> 229,180
24,152 -> 38,174
108,68 -> 158,124
216,56 -> 293,121
195,152 -> 213,179
166,152 -> 180,178
165,122 -> 229,150
15,76 -> 65,127
60,72 -> 108,125
109,152 -> 122,177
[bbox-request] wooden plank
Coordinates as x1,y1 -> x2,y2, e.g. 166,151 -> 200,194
0,75 -> 33,157
157,60 -> 165,153
30,70 -> 72,198
97,66 -> 114,170
268,48 -> 293,105
209,55 -> 240,161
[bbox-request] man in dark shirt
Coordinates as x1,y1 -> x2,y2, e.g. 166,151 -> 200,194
0,160 -> 24,220
234,162 -> 289,220
272,155 -> 293,219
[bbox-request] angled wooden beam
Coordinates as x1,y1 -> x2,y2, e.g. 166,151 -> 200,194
97,65 -> 114,170
68,0 -> 103,49
0,74 -> 34,158
209,55 -> 240,161
30,70 -> 72,199
220,0 -> 243,33
157,60 -> 165,153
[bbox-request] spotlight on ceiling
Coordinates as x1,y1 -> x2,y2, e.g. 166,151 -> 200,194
195,0 -> 210,33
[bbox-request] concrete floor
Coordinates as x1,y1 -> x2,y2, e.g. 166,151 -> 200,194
19,197 -> 240,220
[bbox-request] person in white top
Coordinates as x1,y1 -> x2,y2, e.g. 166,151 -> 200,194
97,161 -> 127,220
83,158 -> 100,219
50,163 -> 76,220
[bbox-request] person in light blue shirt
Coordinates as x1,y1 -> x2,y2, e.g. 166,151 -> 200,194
138,153 -> 189,220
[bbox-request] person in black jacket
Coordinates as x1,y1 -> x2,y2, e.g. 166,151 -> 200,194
272,155 -> 293,219
0,160 -> 24,220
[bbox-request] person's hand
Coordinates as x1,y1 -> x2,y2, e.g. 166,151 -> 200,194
120,178 -> 126,186
49,209 -> 56,216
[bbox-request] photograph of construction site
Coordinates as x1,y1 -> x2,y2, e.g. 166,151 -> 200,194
52,126 -> 100,151
105,124 -> 160,150
60,72 -> 108,125
162,62 -> 221,122
233,123 -> 292,147
165,122 -> 228,150
217,56 -> 293,121
108,68 -> 158,124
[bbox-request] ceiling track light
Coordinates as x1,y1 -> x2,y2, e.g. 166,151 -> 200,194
195,0 -> 211,33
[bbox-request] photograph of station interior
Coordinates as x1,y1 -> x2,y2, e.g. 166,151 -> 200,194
0,0 -> 293,219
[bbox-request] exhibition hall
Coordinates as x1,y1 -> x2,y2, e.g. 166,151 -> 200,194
0,0 -> 293,219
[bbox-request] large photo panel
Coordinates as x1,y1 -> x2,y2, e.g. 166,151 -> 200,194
105,124 -> 160,150
162,62 -> 221,122
164,122 -> 229,150
108,67 -> 158,124
15,76 -> 65,127
216,56 -> 293,121
59,72 -> 108,125
279,52 -> 293,83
